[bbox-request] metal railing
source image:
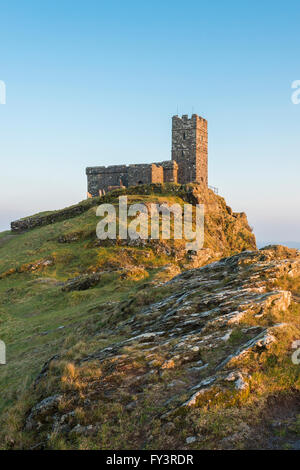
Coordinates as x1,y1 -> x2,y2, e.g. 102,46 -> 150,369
208,185 -> 219,195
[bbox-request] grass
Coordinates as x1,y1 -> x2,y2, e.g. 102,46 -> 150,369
0,191 -> 187,417
0,231 -> 11,240
0,184 -> 261,449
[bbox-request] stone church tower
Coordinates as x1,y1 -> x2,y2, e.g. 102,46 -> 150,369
86,113 -> 208,197
171,114 -> 208,185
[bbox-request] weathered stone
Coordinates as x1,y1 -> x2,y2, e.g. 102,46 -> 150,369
172,114 -> 207,185
11,199 -> 99,233
70,424 -> 99,436
25,395 -> 63,430
61,273 -> 102,292
86,114 -> 208,196
186,436 -> 197,444
26,246 -> 300,435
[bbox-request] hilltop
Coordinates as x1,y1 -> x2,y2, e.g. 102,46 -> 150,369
2,184 -> 299,449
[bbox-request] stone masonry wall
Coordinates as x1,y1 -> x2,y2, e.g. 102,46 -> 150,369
86,114 -> 207,196
196,116 -> 208,185
158,161 -> 178,183
86,163 -> 165,197
171,114 -> 208,185
86,166 -> 128,196
151,164 -> 164,184
128,164 -> 163,186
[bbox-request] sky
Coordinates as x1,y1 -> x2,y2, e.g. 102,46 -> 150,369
0,0 -> 300,243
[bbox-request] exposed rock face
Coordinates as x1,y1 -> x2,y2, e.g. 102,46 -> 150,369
0,258 -> 54,280
79,247 -> 296,408
92,183 -> 256,267
61,273 -> 102,292
26,246 -> 300,446
184,184 -> 256,259
25,395 -> 63,431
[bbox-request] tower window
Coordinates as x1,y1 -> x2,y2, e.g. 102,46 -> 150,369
183,132 -> 186,140
181,150 -> 184,157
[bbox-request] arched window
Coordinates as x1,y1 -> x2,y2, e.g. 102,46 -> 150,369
183,132 -> 186,140
138,180 -> 143,185
181,150 -> 184,157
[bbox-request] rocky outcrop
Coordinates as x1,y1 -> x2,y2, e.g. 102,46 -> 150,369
25,395 -> 63,431
0,258 -> 54,280
61,273 -> 102,292
91,183 -> 256,267
25,246 -> 300,446
10,185 -> 256,262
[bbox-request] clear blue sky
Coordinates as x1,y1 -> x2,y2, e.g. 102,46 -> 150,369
0,0 -> 300,243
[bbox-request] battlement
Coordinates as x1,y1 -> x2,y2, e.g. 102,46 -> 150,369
86,165 -> 127,175
172,114 -> 207,125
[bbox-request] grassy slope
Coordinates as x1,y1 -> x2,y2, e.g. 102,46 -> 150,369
0,196 -> 176,414
0,185 -> 259,448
